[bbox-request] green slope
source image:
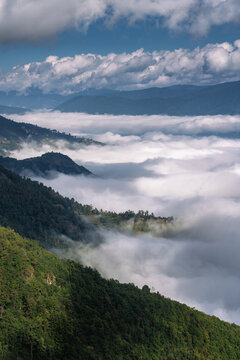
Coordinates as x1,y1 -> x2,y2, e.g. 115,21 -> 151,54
0,226 -> 240,360
0,164 -> 100,246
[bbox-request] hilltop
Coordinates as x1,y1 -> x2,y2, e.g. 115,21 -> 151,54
0,152 -> 93,178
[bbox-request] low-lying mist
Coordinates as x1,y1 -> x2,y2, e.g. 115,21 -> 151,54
10,111 -> 240,138
8,110 -> 240,324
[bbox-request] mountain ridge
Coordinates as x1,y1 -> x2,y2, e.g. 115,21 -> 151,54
0,115 -> 102,155
0,104 -> 29,115
56,81 -> 240,116
0,152 -> 93,178
0,88 -> 71,110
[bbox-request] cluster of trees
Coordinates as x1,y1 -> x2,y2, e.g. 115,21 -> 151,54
74,204 -> 173,232
1,226 -> 240,360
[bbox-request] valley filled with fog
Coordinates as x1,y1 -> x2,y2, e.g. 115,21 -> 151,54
10,111 -> 240,324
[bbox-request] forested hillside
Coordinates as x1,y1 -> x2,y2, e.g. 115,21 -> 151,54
0,115 -> 101,155
0,165 -> 171,246
0,165 -> 100,246
1,226 -> 240,360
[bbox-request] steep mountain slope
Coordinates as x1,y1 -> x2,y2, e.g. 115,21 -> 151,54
0,165 -> 99,246
0,115 -> 101,155
1,226 -> 240,360
56,81 -> 240,115
0,152 -> 93,177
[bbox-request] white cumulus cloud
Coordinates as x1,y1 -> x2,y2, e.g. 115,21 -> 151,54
1,40 -> 240,93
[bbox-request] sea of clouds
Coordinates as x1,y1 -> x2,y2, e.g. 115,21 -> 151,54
9,111 -> 240,324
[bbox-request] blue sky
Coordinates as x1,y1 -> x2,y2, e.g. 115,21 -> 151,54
0,0 -> 239,92
0,19 -> 239,71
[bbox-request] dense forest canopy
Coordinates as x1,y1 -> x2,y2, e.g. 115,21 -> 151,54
1,226 -> 240,360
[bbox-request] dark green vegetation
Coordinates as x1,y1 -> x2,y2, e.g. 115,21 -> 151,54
1,226 -> 240,360
0,165 -> 100,246
0,165 -> 171,247
0,104 -> 28,115
56,81 -> 240,116
0,152 -> 93,178
0,115 -> 101,155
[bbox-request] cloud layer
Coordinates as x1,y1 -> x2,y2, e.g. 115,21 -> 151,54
0,0 -> 240,43
1,41 -> 240,93
9,111 -> 240,324
11,111 -> 240,214
11,111 -> 240,137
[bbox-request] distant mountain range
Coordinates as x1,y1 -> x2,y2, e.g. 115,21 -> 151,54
56,81 -> 240,116
0,152 -> 93,178
0,115 -> 102,155
0,104 -> 28,115
0,88 -> 109,111
0,88 -> 70,110
0,88 -> 117,111
1,81 -> 239,116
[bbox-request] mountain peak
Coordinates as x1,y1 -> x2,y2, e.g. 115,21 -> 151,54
0,152 -> 93,178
